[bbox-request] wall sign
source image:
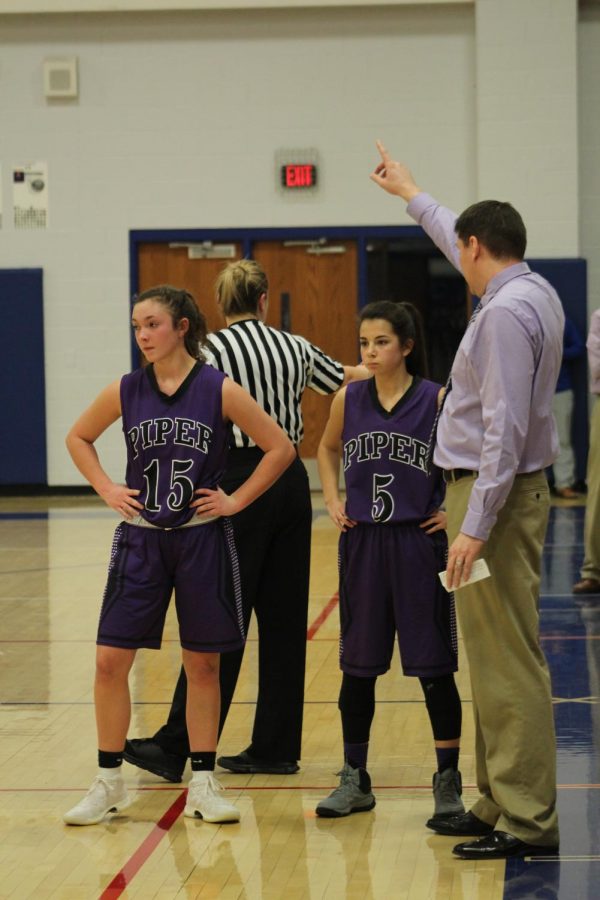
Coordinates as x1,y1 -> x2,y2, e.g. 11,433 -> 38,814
13,161 -> 49,229
275,147 -> 319,197
281,163 -> 317,189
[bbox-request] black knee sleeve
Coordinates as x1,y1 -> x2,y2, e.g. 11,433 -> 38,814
338,673 -> 377,744
419,674 -> 462,741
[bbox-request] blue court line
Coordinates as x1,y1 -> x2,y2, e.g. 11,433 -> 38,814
501,507 -> 599,900
0,512 -> 49,520
0,510 -> 114,521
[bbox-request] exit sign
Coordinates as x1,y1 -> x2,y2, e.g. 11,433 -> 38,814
281,163 -> 317,189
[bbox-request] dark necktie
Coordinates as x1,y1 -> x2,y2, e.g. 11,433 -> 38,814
425,300 -> 483,474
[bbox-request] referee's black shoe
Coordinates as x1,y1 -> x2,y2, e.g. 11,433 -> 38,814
426,810 -> 495,836
217,749 -> 299,775
124,738 -> 185,783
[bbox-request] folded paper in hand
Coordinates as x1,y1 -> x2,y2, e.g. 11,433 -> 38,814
439,558 -> 491,591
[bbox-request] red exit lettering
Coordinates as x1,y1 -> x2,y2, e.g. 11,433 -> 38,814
282,164 -> 316,188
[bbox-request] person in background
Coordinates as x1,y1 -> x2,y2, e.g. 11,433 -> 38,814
573,308 -> 600,594
552,316 -> 585,499
124,260 -> 369,782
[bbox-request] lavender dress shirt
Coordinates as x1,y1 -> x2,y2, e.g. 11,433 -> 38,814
407,192 -> 564,541
588,309 -> 600,395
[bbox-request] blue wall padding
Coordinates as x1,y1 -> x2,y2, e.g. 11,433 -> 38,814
528,258 -> 588,482
0,269 -> 47,485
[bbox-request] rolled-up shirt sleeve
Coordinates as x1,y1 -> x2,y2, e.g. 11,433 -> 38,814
407,193 -> 462,272
461,305 -> 537,540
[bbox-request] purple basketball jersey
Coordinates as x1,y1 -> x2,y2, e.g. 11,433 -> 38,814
120,362 -> 231,528
342,376 -> 444,524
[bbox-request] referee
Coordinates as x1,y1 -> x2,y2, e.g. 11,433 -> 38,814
125,259 -> 369,779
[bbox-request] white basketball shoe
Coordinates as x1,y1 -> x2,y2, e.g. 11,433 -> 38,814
184,772 -> 240,823
63,773 -> 131,826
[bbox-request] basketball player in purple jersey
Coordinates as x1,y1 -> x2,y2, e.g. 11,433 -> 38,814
315,301 -> 463,824
63,286 -> 294,827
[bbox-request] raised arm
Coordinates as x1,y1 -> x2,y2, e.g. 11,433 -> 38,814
370,139 -> 461,272
65,380 -> 144,519
192,379 -> 295,518
370,139 -> 422,202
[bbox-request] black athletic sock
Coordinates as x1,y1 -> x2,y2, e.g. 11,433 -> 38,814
190,751 -> 216,772
98,749 -> 123,769
435,746 -> 460,772
358,769 -> 372,793
344,741 -> 369,771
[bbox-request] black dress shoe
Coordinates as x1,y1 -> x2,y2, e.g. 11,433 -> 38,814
123,738 -> 185,783
217,750 -> 299,774
573,578 -> 600,595
426,810 -> 494,836
453,831 -> 559,859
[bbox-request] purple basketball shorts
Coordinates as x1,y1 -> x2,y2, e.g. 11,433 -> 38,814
338,523 -> 457,678
97,518 -> 245,653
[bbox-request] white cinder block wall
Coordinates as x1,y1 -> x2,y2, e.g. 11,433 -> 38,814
0,0 -> 597,486
475,0 -> 578,256
579,4 -> 600,330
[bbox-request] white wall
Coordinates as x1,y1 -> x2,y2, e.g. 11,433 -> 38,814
1,0 -> 472,11
1,1 -> 597,486
475,0 -> 579,257
579,5 -> 600,321
0,6 -> 476,485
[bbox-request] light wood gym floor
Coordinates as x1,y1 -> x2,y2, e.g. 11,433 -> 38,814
0,493 -> 597,899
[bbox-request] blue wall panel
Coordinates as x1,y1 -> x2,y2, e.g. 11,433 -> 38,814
528,258 -> 588,483
0,269 -> 47,485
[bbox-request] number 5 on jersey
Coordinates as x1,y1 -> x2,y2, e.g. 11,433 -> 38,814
372,473 -> 394,523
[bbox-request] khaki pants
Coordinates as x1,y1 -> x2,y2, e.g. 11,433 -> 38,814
446,470 -> 559,846
551,389 -> 575,489
582,396 -> 600,582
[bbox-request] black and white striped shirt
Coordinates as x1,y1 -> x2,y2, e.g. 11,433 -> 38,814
203,318 -> 345,448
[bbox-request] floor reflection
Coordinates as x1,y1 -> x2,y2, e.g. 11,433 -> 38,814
1,500 -> 599,899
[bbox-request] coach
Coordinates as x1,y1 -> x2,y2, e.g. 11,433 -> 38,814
371,142 -> 562,859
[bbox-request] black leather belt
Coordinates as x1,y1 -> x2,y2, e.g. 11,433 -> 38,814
443,469 -> 477,483
443,468 -> 542,484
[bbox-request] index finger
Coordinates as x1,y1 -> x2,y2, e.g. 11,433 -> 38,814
375,139 -> 390,163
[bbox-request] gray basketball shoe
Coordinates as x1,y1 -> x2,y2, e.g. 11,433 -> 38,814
315,763 -> 376,818
426,768 -> 465,827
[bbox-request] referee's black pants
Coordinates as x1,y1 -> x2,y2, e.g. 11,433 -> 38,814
152,451 -> 312,763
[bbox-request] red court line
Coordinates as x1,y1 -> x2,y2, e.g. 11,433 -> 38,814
85,594 -> 339,900
98,790 -> 186,899
3,782 -> 600,796
93,592 -> 338,898
90,592 -> 337,897
307,592 -> 339,640
4,595 -> 341,648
